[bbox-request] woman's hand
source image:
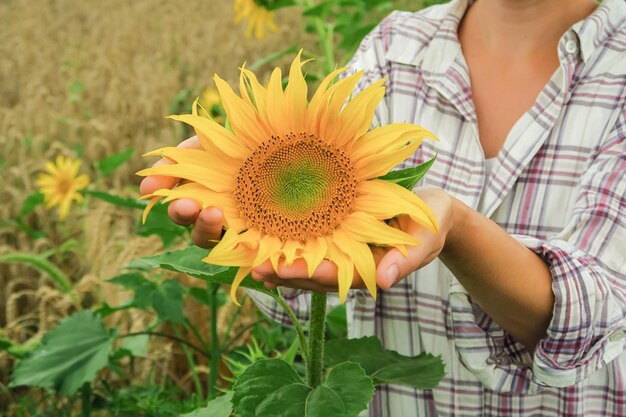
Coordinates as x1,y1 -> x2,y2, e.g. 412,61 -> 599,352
139,136 -> 226,248
251,188 -> 457,292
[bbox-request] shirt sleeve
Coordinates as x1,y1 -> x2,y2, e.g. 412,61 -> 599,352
449,110 -> 626,393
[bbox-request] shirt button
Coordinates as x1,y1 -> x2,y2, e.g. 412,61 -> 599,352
609,331 -> 625,342
564,40 -> 578,54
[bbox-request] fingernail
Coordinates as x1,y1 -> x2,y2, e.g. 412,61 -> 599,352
385,265 -> 399,286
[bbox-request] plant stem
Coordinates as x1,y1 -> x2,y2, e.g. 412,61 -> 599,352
173,326 -> 204,401
306,291 -> 327,388
207,283 -> 220,400
303,0 -> 336,73
272,290 -> 308,361
120,331 -> 208,358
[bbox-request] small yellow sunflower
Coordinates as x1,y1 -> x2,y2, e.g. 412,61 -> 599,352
234,0 -> 279,40
138,52 -> 438,304
200,86 -> 225,125
36,155 -> 90,220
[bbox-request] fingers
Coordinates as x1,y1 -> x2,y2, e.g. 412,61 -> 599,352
251,258 -> 366,292
191,207 -> 225,248
139,136 -> 202,195
167,199 -> 201,226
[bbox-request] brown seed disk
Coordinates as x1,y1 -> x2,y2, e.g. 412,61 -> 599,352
234,133 -> 357,242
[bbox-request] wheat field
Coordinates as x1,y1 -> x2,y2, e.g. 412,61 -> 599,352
0,0 -> 311,403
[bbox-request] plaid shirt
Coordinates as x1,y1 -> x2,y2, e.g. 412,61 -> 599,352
251,0 -> 626,415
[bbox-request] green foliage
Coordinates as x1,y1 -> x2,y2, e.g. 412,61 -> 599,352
19,191 -> 44,216
378,155 -> 437,191
107,273 -> 186,324
97,147 -> 135,177
325,336 -> 445,388
232,359 -> 374,417
10,311 -> 117,395
84,190 -> 145,209
129,245 -> 267,292
179,392 -> 234,417
0,252 -> 73,294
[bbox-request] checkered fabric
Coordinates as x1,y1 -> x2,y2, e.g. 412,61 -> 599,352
250,0 -> 626,415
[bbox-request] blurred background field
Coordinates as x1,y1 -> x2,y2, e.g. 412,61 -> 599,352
0,0 -> 426,415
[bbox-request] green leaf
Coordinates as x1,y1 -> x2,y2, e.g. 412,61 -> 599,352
189,287 -> 227,309
120,334 -> 149,358
302,0 -> 334,17
377,155 -> 437,191
324,336 -> 445,389
0,252 -> 73,294
107,272 -> 156,309
151,280 -> 186,324
19,192 -> 44,216
318,362 -> 374,416
264,0 -> 297,11
10,311 -> 117,394
255,384 -> 311,417
98,147 -> 134,177
179,392 -> 233,417
249,45 -> 300,71
232,359 -> 304,417
133,245 -> 267,291
84,190 -> 145,209
234,360 -> 373,417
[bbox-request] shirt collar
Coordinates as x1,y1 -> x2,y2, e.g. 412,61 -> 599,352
569,0 -> 626,64
386,0 -> 626,72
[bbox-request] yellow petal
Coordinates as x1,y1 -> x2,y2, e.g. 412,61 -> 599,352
283,51 -> 309,132
168,114 -> 249,160
229,266 -> 252,306
326,241 -> 354,304
204,233 -> 256,266
354,180 -> 438,233
141,197 -> 161,224
263,67 -> 288,135
332,229 -> 377,299
241,68 -> 268,116
306,67 -> 347,134
349,123 -> 435,160
354,138 -> 423,181
252,234 -> 283,268
341,211 -> 420,248
136,163 -> 235,193
214,74 -> 270,149
301,237 -> 328,277
331,79 -> 386,148
317,71 -> 363,141
282,240 -> 301,265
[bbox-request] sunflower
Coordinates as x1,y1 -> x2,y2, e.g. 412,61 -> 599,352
233,0 -> 279,40
36,155 -> 90,220
199,86 -> 225,125
138,52 -> 438,304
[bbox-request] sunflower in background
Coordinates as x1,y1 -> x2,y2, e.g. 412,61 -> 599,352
199,87 -> 225,125
139,52 -> 438,305
234,0 -> 279,39
36,155 -> 90,220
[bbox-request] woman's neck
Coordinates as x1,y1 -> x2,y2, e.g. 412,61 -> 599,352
463,0 -> 598,56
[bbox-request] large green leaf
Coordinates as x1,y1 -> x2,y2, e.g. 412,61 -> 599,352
324,336 -> 445,389
179,392 -> 233,417
233,359 -> 373,417
98,147 -> 134,177
10,311 -> 117,394
107,273 -> 185,323
377,155 -> 437,191
19,191 -> 44,216
129,246 -> 267,291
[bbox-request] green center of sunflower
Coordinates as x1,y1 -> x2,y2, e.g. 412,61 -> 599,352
235,133 -> 357,242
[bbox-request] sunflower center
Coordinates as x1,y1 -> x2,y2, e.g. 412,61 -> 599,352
55,176 -> 74,195
235,133 -> 357,242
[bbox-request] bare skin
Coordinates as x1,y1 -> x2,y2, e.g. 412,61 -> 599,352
140,0 -> 598,352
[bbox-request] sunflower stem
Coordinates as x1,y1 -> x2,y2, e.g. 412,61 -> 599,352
306,291 -> 327,388
272,289 -> 308,361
